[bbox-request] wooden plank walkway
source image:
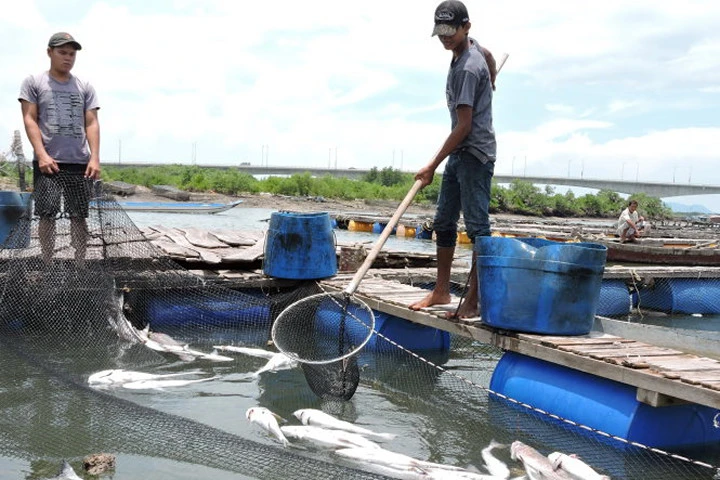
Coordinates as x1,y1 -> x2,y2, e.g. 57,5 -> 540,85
318,275 -> 720,409
138,225 -> 720,280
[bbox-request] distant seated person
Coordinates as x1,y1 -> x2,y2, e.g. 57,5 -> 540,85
617,200 -> 645,243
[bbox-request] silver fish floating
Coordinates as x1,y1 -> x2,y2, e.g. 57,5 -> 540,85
293,408 -> 396,441
511,441 -> 573,480
547,452 -> 611,480
252,352 -> 298,376
246,407 -> 289,447
334,447 -> 483,477
213,345 -> 277,359
280,425 -> 380,450
87,368 -> 203,386
481,440 -> 510,479
121,376 -> 219,390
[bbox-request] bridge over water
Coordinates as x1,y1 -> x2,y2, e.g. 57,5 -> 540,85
104,163 -> 720,198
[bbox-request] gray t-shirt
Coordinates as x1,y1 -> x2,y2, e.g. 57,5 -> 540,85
445,43 -> 496,162
18,71 -> 99,164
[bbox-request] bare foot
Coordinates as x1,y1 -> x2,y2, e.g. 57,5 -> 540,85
409,290 -> 451,311
446,298 -> 479,320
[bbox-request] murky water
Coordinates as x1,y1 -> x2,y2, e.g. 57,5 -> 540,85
0,207 -> 717,479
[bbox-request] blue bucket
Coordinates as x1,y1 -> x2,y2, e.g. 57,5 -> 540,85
490,352 -> 720,450
264,211 -> 337,280
0,191 -> 32,249
476,237 -> 607,335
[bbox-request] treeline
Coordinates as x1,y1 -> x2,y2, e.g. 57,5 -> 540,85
100,164 -> 673,219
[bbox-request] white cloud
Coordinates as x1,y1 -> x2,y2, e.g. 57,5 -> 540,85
1,0 -> 719,214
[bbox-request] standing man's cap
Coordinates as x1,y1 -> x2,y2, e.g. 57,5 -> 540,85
432,0 -> 469,37
48,32 -> 82,50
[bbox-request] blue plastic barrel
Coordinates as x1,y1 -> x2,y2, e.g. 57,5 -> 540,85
145,295 -> 272,344
490,352 -> 720,450
315,307 -> 451,353
372,222 -> 396,235
263,211 -> 337,279
0,191 -> 32,249
597,279 -> 631,316
476,237 -> 607,335
415,221 -> 433,240
637,278 -> 720,314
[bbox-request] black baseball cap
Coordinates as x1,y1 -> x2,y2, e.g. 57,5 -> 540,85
48,32 -> 82,50
432,0 -> 469,37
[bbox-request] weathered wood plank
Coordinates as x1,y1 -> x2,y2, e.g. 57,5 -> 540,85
180,227 -> 228,249
149,225 -> 222,264
152,239 -> 201,258
643,357 -> 720,372
222,238 -> 265,262
209,229 -> 258,247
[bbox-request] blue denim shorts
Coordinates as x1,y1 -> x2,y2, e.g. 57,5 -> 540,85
433,150 -> 494,248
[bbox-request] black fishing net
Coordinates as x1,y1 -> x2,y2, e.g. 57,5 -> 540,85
0,174 -> 716,479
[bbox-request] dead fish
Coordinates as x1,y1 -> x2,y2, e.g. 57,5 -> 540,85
425,468 -> 506,479
293,408 -> 396,441
510,441 -> 573,480
88,368 -> 203,386
121,376 -> 219,390
213,345 -> 277,359
334,447 -> 472,474
280,425 -> 380,450
481,440 -> 510,479
337,458 -> 429,480
547,452 -> 611,480
46,460 -> 82,480
252,352 -> 298,376
246,407 -> 289,447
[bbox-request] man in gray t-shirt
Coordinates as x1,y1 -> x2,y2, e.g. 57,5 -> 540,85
18,32 -> 101,264
410,0 -> 497,319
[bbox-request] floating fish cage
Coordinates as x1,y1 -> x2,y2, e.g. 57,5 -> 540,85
490,352 -> 720,450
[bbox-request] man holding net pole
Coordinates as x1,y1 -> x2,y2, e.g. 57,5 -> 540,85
409,0 -> 500,319
19,32 -> 101,266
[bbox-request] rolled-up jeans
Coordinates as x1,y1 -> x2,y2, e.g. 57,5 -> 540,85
433,150 -> 494,248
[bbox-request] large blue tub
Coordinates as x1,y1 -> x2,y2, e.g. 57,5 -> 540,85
263,211 -> 337,280
476,237 -> 607,335
491,351 -> 720,450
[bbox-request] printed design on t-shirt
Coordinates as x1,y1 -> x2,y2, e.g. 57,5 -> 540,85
446,84 -> 455,109
47,91 -> 84,139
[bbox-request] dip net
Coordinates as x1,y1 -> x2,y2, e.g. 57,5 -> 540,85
0,176 -> 716,479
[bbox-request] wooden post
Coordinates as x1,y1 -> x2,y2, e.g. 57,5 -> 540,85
11,130 -> 27,192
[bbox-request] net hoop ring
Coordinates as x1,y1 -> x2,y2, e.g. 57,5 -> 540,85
271,292 -> 376,365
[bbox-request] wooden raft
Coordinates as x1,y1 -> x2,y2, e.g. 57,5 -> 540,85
319,275 -> 720,409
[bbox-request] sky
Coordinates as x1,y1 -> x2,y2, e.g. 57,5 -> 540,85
1,0 -> 719,211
